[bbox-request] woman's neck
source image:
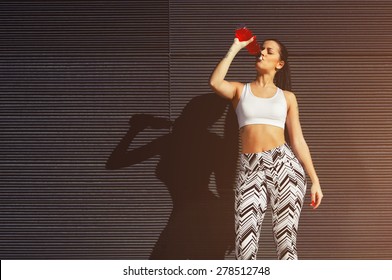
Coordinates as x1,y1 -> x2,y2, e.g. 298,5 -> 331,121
254,73 -> 275,88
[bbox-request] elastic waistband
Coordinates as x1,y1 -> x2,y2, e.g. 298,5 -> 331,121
241,142 -> 289,156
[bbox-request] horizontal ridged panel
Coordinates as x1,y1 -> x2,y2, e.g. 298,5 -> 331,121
1,0 -> 392,260
0,1 -> 168,55
170,0 -> 392,260
0,1 -> 170,259
170,0 -> 392,56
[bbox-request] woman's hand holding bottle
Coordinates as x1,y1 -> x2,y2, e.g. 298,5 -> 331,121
234,27 -> 261,56
231,36 -> 256,52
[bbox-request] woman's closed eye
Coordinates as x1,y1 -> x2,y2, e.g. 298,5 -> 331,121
261,47 -> 274,54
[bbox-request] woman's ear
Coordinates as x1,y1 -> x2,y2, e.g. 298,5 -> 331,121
276,60 -> 285,71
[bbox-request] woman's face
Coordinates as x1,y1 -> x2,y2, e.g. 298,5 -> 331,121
255,40 -> 285,73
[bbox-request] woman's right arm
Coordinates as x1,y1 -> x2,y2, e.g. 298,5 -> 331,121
209,37 -> 255,100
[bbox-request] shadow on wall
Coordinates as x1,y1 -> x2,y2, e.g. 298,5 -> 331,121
105,93 -> 239,259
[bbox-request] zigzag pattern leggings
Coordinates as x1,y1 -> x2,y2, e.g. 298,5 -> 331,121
235,143 -> 307,260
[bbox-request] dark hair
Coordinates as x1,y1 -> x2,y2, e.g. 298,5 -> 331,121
262,38 -> 291,91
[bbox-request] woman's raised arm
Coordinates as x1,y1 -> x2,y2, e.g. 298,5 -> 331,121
209,37 -> 254,100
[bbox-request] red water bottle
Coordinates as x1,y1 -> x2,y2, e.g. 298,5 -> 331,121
235,27 -> 261,56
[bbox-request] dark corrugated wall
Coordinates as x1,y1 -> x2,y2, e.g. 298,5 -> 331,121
1,0 -> 392,259
0,0 -> 171,259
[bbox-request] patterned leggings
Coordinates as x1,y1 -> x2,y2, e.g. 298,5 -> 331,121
235,143 -> 307,260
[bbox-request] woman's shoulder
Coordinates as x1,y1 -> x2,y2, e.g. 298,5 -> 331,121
231,81 -> 248,99
282,89 -> 297,100
282,90 -> 299,108
231,81 -> 247,89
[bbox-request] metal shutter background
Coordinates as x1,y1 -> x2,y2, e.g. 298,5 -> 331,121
1,0 -> 392,259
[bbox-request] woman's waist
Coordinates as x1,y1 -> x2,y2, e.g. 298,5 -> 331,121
240,125 -> 286,153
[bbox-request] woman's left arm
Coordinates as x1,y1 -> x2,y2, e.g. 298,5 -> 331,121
285,91 -> 323,209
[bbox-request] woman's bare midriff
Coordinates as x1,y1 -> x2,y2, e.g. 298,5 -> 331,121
240,124 -> 286,154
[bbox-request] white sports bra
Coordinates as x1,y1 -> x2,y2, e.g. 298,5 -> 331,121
235,83 -> 287,129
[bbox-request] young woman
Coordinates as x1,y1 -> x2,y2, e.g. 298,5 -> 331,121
209,36 -> 323,260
